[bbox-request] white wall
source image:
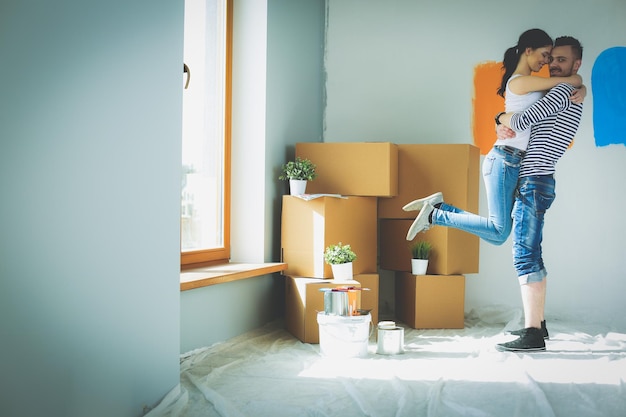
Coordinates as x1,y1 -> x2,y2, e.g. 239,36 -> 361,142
230,0 -> 269,263
0,1 -> 182,416
324,0 -> 626,328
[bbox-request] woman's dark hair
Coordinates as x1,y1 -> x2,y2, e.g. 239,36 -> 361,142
497,29 -> 553,97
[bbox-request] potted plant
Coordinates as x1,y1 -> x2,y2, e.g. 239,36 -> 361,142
324,242 -> 357,281
409,240 -> 431,275
279,157 -> 317,195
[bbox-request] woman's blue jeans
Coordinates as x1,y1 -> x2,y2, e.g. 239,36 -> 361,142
431,146 -> 523,245
512,175 -> 556,284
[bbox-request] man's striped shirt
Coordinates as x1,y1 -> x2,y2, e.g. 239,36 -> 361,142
510,83 -> 583,178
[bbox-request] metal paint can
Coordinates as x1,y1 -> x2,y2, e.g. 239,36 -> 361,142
323,290 -> 350,316
376,322 -> 404,355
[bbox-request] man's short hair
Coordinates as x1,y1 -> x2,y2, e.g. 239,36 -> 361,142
555,36 -> 583,60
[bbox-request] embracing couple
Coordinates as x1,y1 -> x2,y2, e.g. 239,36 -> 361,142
405,29 -> 585,352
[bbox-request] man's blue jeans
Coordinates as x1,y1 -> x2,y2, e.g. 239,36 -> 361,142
431,146 -> 523,245
512,175 -> 556,285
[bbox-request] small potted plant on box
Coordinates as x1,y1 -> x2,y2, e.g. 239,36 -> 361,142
324,242 -> 357,281
409,240 -> 431,275
279,157 -> 317,195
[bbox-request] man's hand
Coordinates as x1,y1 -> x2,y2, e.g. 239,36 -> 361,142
496,124 -> 516,140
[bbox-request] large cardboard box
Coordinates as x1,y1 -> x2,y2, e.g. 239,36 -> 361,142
285,275 -> 379,343
378,144 -> 479,219
379,219 -> 479,275
281,195 -> 377,278
296,142 -> 398,197
395,273 -> 465,329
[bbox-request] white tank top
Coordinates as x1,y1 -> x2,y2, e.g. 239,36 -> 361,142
494,74 -> 545,151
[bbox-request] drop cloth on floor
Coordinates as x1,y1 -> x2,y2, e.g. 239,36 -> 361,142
146,306 -> 626,417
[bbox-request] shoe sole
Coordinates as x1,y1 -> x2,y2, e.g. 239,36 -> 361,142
405,203 -> 433,240
496,345 -> 546,352
406,218 -> 428,240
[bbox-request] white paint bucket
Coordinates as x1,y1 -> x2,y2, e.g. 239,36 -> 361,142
317,312 -> 371,358
376,322 -> 404,355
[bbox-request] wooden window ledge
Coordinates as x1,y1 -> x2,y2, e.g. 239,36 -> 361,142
180,262 -> 287,291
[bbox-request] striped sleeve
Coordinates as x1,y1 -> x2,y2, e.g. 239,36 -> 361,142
510,83 -> 575,131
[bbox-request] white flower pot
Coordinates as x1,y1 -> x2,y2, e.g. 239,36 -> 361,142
289,179 -> 307,195
411,259 -> 428,275
331,262 -> 353,281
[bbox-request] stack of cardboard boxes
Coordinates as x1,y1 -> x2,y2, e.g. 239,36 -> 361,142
281,142 -> 480,343
380,144 -> 480,329
281,143 -> 395,343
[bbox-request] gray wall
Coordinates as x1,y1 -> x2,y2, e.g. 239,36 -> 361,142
324,0 -> 626,328
0,1 -> 182,416
265,0 -> 325,262
180,0 -> 326,353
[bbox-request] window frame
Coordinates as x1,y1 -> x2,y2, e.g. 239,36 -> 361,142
181,0 -> 233,269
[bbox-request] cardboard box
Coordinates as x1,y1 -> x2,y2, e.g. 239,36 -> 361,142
354,273 -> 379,326
286,276 -> 378,343
395,273 -> 465,329
379,219 -> 479,275
281,195 -> 377,278
378,144 -> 479,219
296,142 -> 398,197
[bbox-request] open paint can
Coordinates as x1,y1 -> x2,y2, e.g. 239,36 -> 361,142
376,321 -> 404,355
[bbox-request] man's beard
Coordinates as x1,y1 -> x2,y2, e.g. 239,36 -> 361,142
550,66 -> 573,77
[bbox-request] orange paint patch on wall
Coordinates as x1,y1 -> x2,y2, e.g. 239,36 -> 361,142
472,61 -> 504,155
472,63 -> 551,155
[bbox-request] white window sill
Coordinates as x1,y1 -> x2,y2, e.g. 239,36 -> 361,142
180,262 -> 287,291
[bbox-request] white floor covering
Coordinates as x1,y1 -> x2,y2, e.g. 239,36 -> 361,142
147,306 -> 626,417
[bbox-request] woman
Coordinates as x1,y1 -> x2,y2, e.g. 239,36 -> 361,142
405,29 -> 583,243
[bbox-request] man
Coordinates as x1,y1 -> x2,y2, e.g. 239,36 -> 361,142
495,36 -> 584,352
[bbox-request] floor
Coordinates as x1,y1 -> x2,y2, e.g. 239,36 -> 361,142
146,306 -> 626,417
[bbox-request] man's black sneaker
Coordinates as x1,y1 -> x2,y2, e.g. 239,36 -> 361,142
496,327 -> 546,352
507,320 -> 549,340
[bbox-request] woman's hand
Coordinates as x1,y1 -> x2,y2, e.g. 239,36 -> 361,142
570,85 -> 587,104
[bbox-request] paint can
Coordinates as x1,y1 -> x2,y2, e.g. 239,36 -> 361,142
323,290 -> 350,316
376,321 -> 404,355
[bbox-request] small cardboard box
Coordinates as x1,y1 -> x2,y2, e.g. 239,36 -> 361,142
395,273 -> 465,329
378,144 -> 479,219
285,276 -> 369,344
296,142 -> 398,197
281,195 -> 377,278
379,219 -> 479,275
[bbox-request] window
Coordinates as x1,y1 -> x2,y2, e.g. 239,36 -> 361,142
181,0 -> 232,267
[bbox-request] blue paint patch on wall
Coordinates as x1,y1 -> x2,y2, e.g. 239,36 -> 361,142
591,47 -> 626,147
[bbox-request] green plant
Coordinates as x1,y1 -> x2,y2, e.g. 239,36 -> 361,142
279,157 -> 317,181
410,240 -> 432,260
324,242 -> 357,265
